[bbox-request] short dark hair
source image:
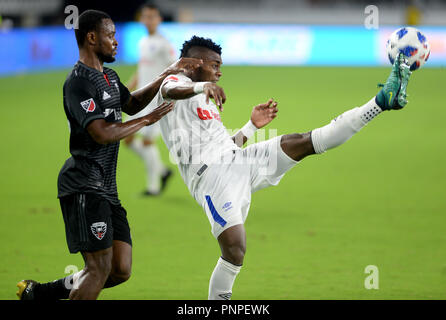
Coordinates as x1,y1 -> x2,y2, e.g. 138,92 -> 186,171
139,1 -> 159,12
180,36 -> 222,58
75,10 -> 111,48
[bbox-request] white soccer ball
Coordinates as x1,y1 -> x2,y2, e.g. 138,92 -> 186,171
386,26 -> 430,71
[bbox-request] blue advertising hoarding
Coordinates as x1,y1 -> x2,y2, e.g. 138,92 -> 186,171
0,22 -> 445,76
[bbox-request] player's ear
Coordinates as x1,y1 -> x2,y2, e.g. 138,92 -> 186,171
85,31 -> 97,46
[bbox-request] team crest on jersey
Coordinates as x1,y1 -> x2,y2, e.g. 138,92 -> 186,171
91,222 -> 107,240
80,98 -> 96,112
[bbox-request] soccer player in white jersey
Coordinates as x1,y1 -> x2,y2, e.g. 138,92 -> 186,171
125,3 -> 177,195
150,36 -> 411,299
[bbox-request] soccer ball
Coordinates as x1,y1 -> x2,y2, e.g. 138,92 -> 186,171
386,27 -> 430,71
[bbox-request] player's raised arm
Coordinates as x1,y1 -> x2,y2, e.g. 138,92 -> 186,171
232,99 -> 279,147
122,57 -> 202,115
162,80 -> 226,111
87,102 -> 174,145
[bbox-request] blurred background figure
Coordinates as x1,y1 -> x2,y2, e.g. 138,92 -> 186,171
406,0 -> 423,25
124,2 -> 176,196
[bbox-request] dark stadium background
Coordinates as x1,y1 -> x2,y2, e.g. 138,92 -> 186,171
1,0 -> 445,301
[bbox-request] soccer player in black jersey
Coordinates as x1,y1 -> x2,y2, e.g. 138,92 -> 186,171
16,10 -> 201,300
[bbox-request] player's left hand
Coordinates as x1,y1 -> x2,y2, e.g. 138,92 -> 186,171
165,57 -> 203,75
251,99 -> 278,129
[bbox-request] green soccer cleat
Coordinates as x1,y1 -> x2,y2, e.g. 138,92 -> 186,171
375,53 -> 412,110
16,279 -> 39,300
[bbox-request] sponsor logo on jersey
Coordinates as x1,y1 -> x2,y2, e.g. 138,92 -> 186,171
115,110 -> 122,121
91,222 -> 107,240
80,98 -> 96,112
103,108 -> 121,121
111,80 -> 119,92
197,107 -> 221,122
103,108 -> 114,117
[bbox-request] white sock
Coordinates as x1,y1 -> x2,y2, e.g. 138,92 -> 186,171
311,97 -> 382,154
143,144 -> 164,193
67,270 -> 85,290
208,257 -> 241,300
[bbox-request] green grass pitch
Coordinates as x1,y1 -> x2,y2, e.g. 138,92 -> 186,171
0,65 -> 445,300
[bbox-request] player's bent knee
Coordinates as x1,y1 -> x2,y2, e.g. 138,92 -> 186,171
218,224 -> 246,265
111,262 -> 132,284
109,269 -> 131,285
222,243 -> 246,266
280,132 -> 315,161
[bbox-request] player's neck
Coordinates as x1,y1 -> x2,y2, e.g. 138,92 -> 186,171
147,28 -> 158,36
79,49 -> 104,73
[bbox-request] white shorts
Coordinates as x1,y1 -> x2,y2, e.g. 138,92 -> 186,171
193,135 -> 298,238
126,112 -> 161,140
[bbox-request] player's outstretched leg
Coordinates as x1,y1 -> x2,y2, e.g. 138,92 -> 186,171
281,53 -> 412,161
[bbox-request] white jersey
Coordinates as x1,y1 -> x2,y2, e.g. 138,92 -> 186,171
137,33 -> 177,87
130,33 -> 177,120
152,74 -> 240,193
151,75 -> 297,240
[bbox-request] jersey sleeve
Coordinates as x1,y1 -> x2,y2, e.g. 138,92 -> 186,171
158,74 -> 186,103
65,77 -> 104,128
160,74 -> 191,93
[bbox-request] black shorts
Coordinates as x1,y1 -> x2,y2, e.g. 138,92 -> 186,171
59,193 -> 132,254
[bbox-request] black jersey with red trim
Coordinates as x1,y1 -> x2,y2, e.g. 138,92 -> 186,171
58,61 -> 131,205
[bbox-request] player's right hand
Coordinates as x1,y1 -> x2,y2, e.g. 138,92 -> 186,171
145,102 -> 174,125
204,83 -> 226,111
